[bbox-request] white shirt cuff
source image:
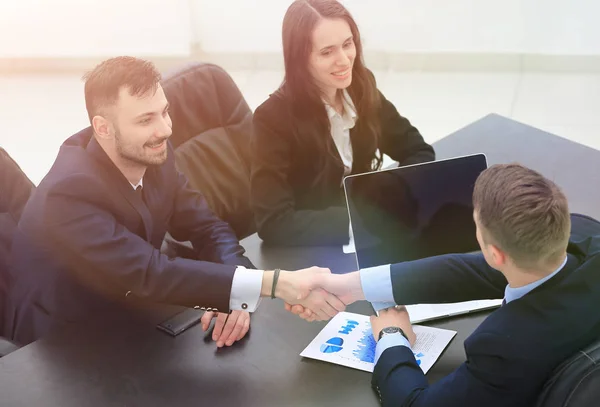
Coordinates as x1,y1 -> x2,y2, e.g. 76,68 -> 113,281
359,264 -> 395,304
229,266 -> 263,312
374,333 -> 412,365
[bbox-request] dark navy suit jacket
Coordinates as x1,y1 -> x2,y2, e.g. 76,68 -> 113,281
373,214 -> 600,407
4,128 -> 253,345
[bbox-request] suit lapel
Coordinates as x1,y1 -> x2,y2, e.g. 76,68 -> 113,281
129,186 -> 154,242
86,135 -> 154,241
138,166 -> 163,244
323,131 -> 345,186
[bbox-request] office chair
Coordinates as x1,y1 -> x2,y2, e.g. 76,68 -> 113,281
0,147 -> 35,357
535,337 -> 600,407
161,62 -> 256,242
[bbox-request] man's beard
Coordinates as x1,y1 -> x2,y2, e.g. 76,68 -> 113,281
114,129 -> 168,167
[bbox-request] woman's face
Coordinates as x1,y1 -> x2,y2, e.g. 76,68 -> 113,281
308,18 -> 356,97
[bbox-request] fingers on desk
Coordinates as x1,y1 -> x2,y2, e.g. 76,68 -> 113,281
201,311 -> 215,331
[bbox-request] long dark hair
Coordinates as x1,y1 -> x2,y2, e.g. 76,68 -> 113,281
281,0 -> 382,172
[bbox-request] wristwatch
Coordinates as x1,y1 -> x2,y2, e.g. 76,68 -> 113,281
378,326 -> 409,341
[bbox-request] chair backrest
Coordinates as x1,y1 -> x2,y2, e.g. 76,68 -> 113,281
535,213 -> 600,407
0,147 -> 35,338
161,63 -> 255,239
569,213 -> 600,247
535,338 -> 600,407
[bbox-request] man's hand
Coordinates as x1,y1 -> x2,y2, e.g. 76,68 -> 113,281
370,306 -> 416,346
201,310 -> 250,348
295,287 -> 346,320
271,267 -> 330,303
267,267 -> 347,320
284,271 -> 365,321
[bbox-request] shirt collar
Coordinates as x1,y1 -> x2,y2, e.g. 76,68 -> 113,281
324,89 -> 358,124
130,178 -> 143,190
504,255 -> 568,304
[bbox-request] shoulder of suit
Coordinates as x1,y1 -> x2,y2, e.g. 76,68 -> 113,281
41,162 -> 104,195
36,144 -> 102,194
254,89 -> 290,121
464,322 -> 515,357
54,144 -> 96,175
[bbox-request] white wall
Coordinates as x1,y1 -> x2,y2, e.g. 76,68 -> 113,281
1,0 -> 599,58
190,0 -> 293,53
520,0 -> 600,55
192,0 -> 600,55
0,0 -> 192,57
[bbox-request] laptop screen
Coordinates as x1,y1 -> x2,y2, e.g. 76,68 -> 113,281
344,154 -> 487,269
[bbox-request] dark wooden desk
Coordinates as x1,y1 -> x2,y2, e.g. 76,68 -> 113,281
0,115 -> 598,407
435,114 -> 600,220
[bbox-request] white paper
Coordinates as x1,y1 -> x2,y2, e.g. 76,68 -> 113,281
342,240 -> 356,254
343,224 -> 356,254
406,299 -> 503,324
300,312 -> 457,373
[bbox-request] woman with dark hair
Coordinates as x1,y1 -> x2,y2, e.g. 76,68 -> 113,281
250,0 -> 435,246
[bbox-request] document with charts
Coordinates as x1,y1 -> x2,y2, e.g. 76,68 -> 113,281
300,312 -> 456,373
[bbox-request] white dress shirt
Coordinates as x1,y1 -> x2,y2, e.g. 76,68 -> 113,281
129,178 -> 143,190
325,90 -> 358,245
324,89 -> 357,179
130,177 -> 263,312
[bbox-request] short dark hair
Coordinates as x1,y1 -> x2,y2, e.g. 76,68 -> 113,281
473,163 -> 570,269
82,56 -> 161,122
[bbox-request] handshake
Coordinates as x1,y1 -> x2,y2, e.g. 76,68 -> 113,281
208,266 -> 414,349
261,267 -> 365,321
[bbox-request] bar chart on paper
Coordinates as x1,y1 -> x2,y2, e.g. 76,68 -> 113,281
300,312 -> 456,373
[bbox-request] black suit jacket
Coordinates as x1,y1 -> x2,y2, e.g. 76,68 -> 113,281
251,89 -> 435,247
4,128 -> 253,345
373,215 -> 600,407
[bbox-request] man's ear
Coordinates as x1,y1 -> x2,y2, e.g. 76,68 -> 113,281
92,114 -> 113,140
489,243 -> 507,268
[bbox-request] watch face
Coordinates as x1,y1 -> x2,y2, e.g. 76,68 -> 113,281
379,326 -> 405,341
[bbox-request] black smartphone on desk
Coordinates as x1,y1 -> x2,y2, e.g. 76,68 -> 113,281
156,308 -> 205,337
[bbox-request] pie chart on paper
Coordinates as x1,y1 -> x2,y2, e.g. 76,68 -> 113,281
320,337 -> 344,353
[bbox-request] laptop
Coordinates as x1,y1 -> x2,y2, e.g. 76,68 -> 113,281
343,153 -> 502,323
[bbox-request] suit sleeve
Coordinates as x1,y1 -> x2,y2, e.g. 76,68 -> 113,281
378,91 -> 435,166
390,253 -> 507,305
250,104 -> 350,246
168,170 -> 254,269
0,148 -> 34,221
44,175 -> 236,313
372,332 -> 529,407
